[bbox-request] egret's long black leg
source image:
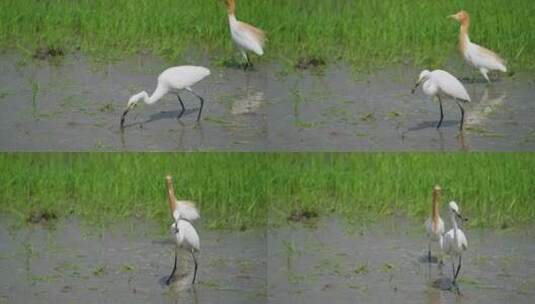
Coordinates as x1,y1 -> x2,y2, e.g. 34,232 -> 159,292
191,251 -> 198,285
437,96 -> 445,129
453,256 -> 462,295
240,53 -> 249,71
455,100 -> 465,131
246,54 -> 252,68
428,240 -> 432,262
454,255 -> 462,281
187,89 -> 205,121
166,246 -> 178,285
176,94 -> 186,119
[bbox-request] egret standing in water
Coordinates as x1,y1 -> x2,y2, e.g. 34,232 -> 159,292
443,201 -> 468,291
425,185 -> 445,263
449,10 -> 507,83
224,0 -> 266,69
412,69 -> 471,130
165,175 -> 200,286
120,66 -> 210,128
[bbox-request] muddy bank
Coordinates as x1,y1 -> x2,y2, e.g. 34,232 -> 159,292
267,218 -> 535,303
0,52 -> 534,151
0,218 -> 266,303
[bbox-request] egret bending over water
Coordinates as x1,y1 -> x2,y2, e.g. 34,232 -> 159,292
449,10 -> 507,83
424,185 -> 445,263
224,0 -> 266,68
443,201 -> 468,290
120,66 -> 210,128
165,175 -> 200,286
412,69 -> 471,130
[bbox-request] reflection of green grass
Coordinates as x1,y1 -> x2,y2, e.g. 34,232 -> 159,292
30,80 -> 39,118
93,264 -> 108,277
31,274 -> 61,283
354,263 -> 369,275
1,1 -> 534,70
294,119 -> 321,129
0,89 -> 9,99
458,276 -> 484,288
0,153 -> 269,230
120,264 -> 135,272
0,153 -> 534,230
379,262 -> 395,273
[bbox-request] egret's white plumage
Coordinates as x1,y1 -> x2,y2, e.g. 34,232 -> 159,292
413,69 -> 471,130
424,185 -> 445,263
450,11 -> 507,82
165,175 -> 200,286
172,201 -> 200,222
443,201 -> 468,288
171,220 -> 200,253
120,66 -> 210,127
225,0 -> 265,67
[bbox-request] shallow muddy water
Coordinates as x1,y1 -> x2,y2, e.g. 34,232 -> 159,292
268,218 -> 535,303
0,218 -> 266,303
0,52 -> 534,151
1,216 -> 534,303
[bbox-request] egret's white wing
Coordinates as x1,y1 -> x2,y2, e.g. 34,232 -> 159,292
432,70 -> 471,102
456,229 -> 468,250
467,43 -> 507,72
443,228 -> 467,254
177,220 -> 200,251
443,229 -> 454,254
174,201 -> 200,221
231,21 -> 264,55
159,66 -> 210,90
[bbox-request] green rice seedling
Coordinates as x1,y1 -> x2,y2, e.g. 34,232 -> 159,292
0,153 -> 534,230
0,1 -> 533,70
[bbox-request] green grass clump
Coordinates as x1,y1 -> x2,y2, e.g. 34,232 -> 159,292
0,153 -> 268,229
267,153 -> 535,228
0,0 -> 534,70
0,153 -> 534,230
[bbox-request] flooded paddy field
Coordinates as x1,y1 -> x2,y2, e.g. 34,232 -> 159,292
268,218 -> 535,303
0,218 -> 266,303
2,216 -> 533,303
1,52 -> 534,151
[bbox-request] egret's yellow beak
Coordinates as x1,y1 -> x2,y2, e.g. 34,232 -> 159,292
448,14 -> 458,20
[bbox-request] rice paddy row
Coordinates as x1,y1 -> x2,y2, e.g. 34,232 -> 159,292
0,153 -> 534,230
0,0 -> 534,70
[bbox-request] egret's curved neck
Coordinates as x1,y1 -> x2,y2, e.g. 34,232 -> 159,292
459,20 -> 470,50
432,192 -> 440,230
143,84 -> 167,105
166,179 -> 177,213
227,0 -> 236,16
228,14 -> 238,24
450,211 -> 458,240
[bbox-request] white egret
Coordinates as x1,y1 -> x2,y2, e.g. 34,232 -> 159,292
224,0 -> 266,68
165,175 -> 200,286
449,10 -> 507,83
424,185 -> 445,263
443,201 -> 468,289
412,69 -> 471,130
120,66 -> 210,128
